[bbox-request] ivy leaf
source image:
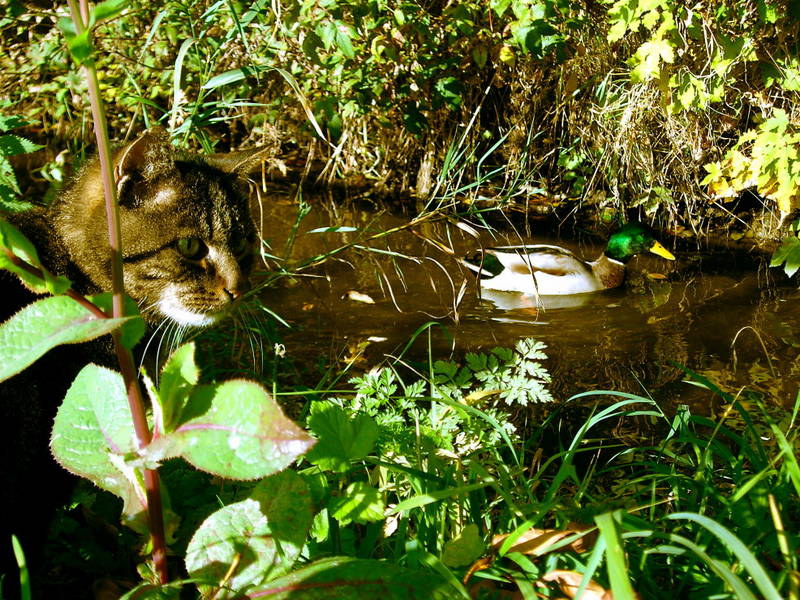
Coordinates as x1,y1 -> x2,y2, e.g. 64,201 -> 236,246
145,380 -> 314,480
186,471 -> 313,599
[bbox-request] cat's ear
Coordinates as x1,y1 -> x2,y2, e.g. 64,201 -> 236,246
115,127 -> 173,182
204,146 -> 273,175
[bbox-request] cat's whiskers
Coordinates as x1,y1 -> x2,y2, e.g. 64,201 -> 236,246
140,315 -> 172,372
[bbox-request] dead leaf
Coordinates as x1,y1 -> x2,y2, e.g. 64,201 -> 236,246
346,290 -> 375,304
491,522 -> 596,556
540,569 -> 613,600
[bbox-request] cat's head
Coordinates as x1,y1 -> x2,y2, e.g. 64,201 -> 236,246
56,129 -> 261,327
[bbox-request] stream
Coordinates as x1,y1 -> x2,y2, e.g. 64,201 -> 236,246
245,192 -> 800,415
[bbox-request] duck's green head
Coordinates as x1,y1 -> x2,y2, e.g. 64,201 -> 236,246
604,222 -> 676,263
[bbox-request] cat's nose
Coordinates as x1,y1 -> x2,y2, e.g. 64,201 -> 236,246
223,277 -> 251,301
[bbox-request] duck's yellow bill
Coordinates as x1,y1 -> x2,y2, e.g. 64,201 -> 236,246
649,241 -> 675,260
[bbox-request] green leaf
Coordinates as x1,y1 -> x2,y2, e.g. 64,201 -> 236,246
334,26 -> 355,60
0,296 -> 132,382
145,380 -> 314,480
305,403 -> 379,472
442,524 -> 485,567
0,134 -> 43,157
0,219 -> 71,294
119,583 -> 181,599
0,115 -> 28,132
329,481 -> 385,525
50,365 -> 147,525
201,64 -> 273,90
88,293 -> 145,349
246,557 -> 454,599
91,0 -> 128,22
185,471 -> 313,599
158,342 -> 200,432
770,235 -> 800,277
66,29 -> 94,64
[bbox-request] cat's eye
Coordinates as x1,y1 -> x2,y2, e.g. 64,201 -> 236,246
176,237 -> 208,261
232,237 -> 250,258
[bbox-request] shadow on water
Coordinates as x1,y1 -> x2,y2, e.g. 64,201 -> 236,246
248,192 -> 800,413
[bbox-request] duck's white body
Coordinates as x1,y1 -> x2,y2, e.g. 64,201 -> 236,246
470,244 -> 625,296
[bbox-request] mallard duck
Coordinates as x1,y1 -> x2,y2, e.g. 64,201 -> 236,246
464,222 -> 675,296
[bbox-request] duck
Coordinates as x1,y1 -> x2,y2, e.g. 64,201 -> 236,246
464,222 -> 675,296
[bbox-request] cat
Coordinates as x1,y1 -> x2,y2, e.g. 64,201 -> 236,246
0,128 -> 265,595
14,127 -> 260,326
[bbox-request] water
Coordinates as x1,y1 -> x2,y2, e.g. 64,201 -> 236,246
251,192 -> 800,412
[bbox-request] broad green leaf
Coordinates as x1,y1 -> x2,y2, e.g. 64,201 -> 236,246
91,0 -> 128,22
442,524 -> 485,567
0,219 -> 70,294
50,365 -> 147,525
770,235 -> 800,277
89,293 -> 145,350
0,296 -> 132,382
334,26 -> 355,60
185,471 -> 312,599
145,380 -> 314,480
305,403 -> 379,472
246,556 -> 454,599
329,481 -> 385,525
158,342 -> 200,432
66,30 -> 93,64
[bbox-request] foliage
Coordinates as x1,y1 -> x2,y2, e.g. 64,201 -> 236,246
0,114 -> 42,212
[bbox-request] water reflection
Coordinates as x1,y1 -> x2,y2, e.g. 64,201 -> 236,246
249,193 -> 798,411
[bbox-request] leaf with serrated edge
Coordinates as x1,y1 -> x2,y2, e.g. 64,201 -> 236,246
0,295 -> 132,382
145,380 -> 314,480
186,471 -> 312,599
306,403 -> 378,472
51,365 -> 147,526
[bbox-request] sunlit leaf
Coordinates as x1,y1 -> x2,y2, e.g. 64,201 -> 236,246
329,481 -> 385,525
0,296 -> 131,382
306,402 -> 379,472
186,471 -> 313,599
51,365 -> 146,527
145,380 -> 314,480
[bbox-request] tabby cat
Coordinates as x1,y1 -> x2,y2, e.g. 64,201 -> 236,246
15,127 -> 259,325
0,128 -> 263,595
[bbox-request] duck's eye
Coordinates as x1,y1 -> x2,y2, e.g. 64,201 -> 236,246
232,237 -> 250,258
176,237 -> 207,260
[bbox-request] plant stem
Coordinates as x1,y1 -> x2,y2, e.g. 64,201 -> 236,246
0,248 -> 108,319
67,0 -> 168,584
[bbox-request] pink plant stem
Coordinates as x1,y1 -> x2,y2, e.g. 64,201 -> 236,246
66,0 -> 168,584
